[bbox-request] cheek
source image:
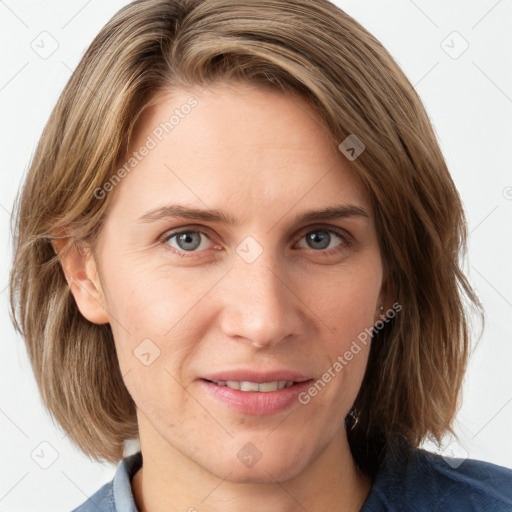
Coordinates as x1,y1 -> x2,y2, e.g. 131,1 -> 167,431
99,254 -> 226,382
102,264 -> 203,424
300,258 -> 381,400
299,287 -> 375,425
308,259 -> 383,343
101,253 -> 209,334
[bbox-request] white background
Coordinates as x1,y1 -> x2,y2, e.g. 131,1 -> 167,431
1,1 -> 511,510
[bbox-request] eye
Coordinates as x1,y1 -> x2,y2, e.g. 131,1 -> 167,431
160,226 -> 351,258
296,228 -> 348,252
164,230 -> 213,253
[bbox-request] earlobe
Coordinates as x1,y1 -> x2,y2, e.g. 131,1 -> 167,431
52,239 -> 110,325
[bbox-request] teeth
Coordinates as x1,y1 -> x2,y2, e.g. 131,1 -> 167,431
240,381 -> 260,391
216,380 -> 294,392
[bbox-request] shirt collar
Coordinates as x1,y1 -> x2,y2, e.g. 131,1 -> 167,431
113,451 -> 142,512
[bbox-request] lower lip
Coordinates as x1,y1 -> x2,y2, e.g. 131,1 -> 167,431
200,380 -> 313,415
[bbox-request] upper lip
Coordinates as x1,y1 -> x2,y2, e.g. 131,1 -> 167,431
201,370 -> 312,383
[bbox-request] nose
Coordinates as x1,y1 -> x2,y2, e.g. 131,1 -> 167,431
218,254 -> 305,349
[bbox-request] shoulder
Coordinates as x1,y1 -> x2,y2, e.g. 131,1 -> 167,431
71,481 -> 115,512
71,452 -> 142,512
362,445 -> 512,512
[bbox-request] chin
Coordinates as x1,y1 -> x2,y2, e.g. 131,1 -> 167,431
206,444 -> 312,484
225,462 -> 307,485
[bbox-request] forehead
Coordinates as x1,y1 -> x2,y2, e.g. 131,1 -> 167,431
107,82 -> 372,225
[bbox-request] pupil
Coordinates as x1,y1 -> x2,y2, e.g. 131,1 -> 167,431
177,232 -> 201,251
307,231 -> 330,250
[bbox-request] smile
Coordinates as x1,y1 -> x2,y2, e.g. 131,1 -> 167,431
210,380 -> 295,392
201,378 -> 313,415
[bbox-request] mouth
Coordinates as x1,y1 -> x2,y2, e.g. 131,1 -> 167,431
202,379 -> 297,392
199,376 -> 314,415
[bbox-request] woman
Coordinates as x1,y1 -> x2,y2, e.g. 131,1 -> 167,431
9,0 -> 512,511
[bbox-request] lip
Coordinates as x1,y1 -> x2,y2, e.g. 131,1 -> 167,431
199,369 -> 314,415
201,370 -> 312,383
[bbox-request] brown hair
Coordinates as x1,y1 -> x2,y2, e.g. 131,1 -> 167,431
9,0 -> 481,474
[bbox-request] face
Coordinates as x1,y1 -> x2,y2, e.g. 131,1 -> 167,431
79,82 -> 387,482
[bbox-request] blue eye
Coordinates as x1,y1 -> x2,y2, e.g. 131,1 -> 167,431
165,230 -> 211,252
298,229 -> 345,251
161,226 -> 350,258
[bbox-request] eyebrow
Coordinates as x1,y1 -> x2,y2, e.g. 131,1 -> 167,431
138,203 -> 369,225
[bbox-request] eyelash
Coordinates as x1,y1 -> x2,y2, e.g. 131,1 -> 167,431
159,225 -> 352,259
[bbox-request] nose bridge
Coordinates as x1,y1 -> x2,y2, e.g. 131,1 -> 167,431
219,248 -> 302,346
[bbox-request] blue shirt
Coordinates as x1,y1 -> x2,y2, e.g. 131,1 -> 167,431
72,448 -> 512,511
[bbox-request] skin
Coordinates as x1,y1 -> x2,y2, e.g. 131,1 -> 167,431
60,82 -> 391,512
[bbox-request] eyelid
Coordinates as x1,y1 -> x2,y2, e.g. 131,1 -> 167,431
159,224 -> 218,243
294,223 -> 353,243
159,223 -> 353,255
160,223 -> 352,240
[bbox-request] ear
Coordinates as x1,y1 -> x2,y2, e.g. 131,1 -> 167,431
374,268 -> 396,323
52,239 -> 110,325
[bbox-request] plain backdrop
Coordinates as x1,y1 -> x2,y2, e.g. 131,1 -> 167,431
1,1 -> 511,511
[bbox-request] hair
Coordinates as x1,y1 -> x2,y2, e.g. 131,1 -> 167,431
10,0 -> 481,475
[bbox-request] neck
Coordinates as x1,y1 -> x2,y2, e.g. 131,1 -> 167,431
132,421 -> 372,512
